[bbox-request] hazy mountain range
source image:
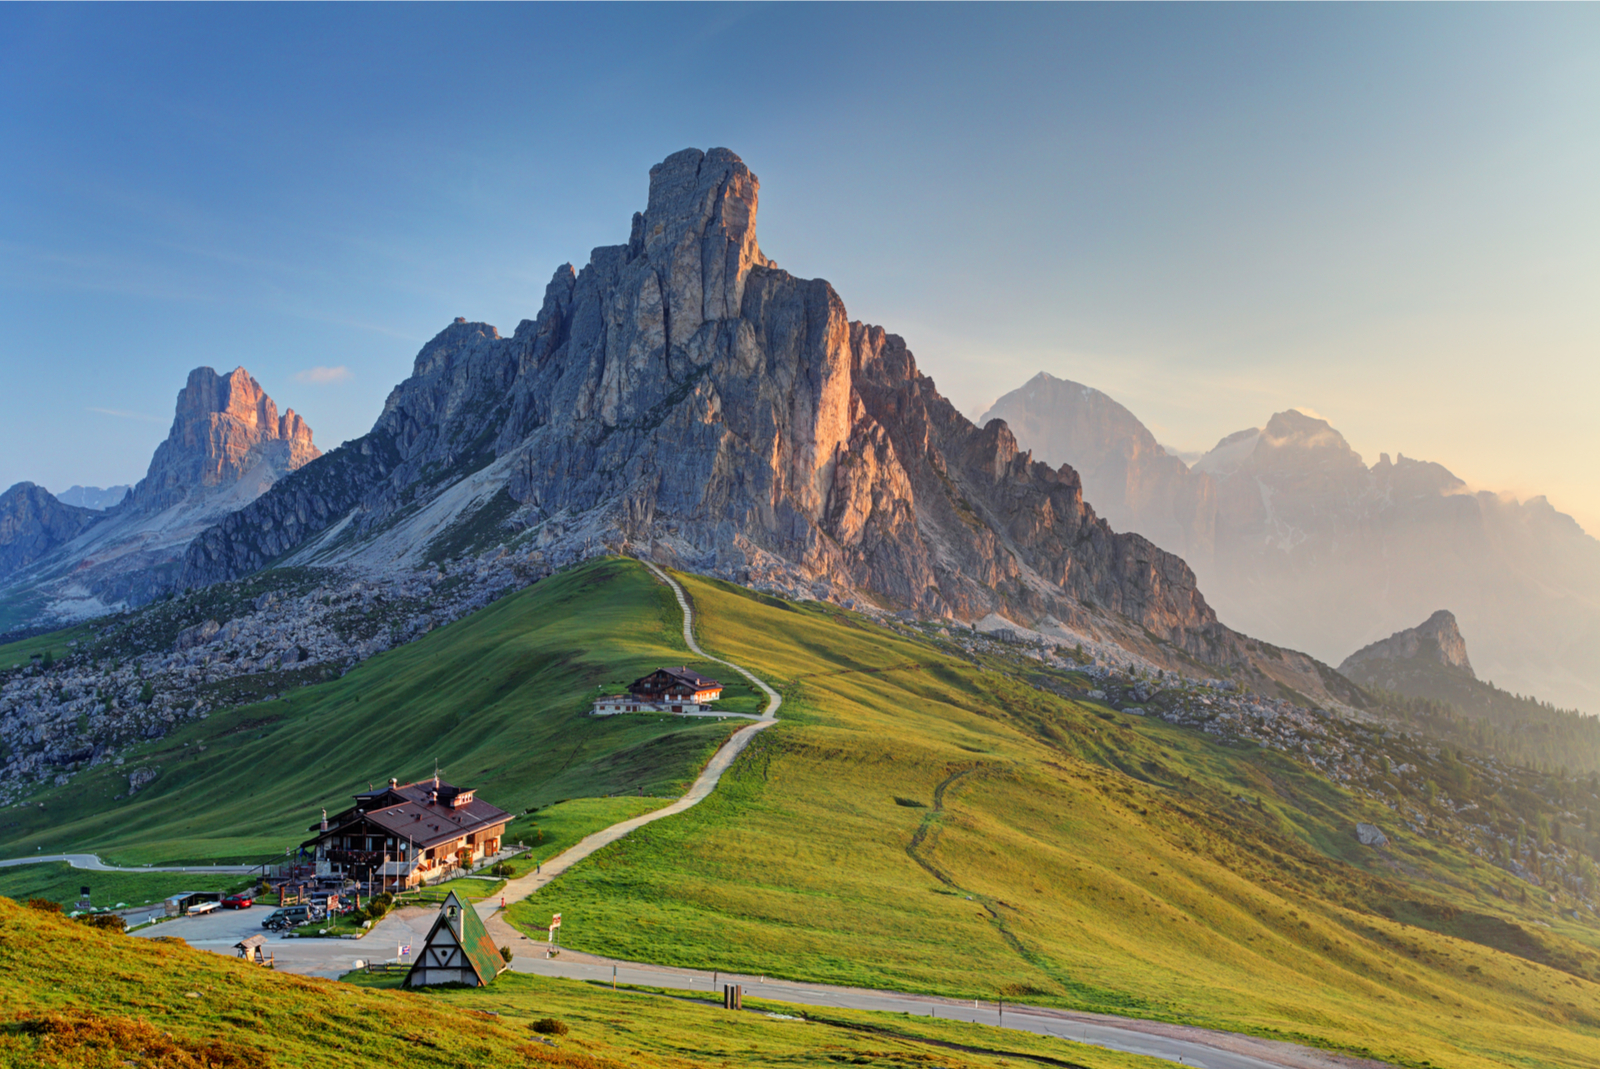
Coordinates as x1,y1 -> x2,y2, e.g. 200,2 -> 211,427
983,374 -> 1600,712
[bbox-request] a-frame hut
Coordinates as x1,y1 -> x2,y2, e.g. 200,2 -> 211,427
404,891 -> 503,988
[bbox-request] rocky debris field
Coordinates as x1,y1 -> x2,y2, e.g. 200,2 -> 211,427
0,546 -> 562,808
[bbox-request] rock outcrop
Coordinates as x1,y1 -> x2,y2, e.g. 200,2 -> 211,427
1340,610 -> 1474,678
128,367 -> 319,512
0,483 -> 100,581
185,148 -> 1264,674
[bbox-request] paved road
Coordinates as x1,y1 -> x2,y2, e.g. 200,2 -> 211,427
477,562 -> 781,917
131,903 -> 435,978
0,852 -> 256,873
503,948 -> 1371,1069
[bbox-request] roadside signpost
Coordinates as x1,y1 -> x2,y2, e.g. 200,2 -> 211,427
547,912 -> 562,955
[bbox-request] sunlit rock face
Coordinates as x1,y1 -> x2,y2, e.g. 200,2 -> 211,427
129,366 -> 319,512
186,147 -> 1252,671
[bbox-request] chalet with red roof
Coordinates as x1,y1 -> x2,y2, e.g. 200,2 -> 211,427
302,776 -> 511,892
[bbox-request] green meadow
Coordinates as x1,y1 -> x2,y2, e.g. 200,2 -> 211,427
506,568 -> 1600,1069
0,559 -> 742,864
0,622 -> 95,670
2,557 -> 1597,1067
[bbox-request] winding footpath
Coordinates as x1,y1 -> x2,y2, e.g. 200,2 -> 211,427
481,563 -> 1384,1069
476,561 -> 779,916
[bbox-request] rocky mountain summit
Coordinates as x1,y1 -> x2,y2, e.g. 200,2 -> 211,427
1340,610 -> 1475,678
0,367 -> 318,629
0,484 -> 99,580
187,147 -> 1336,690
128,366 -> 317,513
984,376 -> 1600,712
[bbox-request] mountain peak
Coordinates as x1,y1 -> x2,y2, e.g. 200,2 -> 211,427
1339,609 -> 1475,678
632,147 -> 769,341
127,366 -> 320,513
1261,409 -> 1353,450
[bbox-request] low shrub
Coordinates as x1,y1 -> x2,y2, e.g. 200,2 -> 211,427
24,898 -> 61,914
531,1018 -> 568,1036
79,913 -> 127,933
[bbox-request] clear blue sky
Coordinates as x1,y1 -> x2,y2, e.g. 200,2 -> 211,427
3,4 -> 1597,530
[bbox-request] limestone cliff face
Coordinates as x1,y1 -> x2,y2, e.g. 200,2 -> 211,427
1340,610 -> 1475,677
185,148 -> 1241,667
129,367 -> 320,512
0,483 -> 100,581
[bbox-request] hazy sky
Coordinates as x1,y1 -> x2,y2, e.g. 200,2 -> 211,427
3,5 -> 1597,531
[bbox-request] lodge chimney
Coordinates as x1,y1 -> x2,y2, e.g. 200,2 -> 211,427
320,808 -> 328,832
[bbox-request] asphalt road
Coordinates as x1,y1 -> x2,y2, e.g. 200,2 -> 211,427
130,903 -> 435,978
503,949 -> 1370,1069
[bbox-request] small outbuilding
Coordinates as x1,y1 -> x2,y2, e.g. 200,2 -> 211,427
404,891 -> 503,988
234,934 -> 269,964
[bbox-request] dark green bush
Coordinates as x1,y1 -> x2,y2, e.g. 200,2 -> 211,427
531,1018 -> 568,1036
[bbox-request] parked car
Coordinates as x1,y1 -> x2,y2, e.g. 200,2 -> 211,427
221,894 -> 254,910
261,904 -> 324,930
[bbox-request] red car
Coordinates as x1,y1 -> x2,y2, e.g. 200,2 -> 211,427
221,894 -> 254,910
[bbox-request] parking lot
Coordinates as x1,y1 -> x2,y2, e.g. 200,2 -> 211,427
131,902 -> 439,978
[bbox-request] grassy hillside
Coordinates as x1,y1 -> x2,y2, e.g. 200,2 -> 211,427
0,897 -> 1176,1069
0,622 -> 94,670
507,569 -> 1600,1069
4,557 -> 1598,1067
0,559 -> 750,864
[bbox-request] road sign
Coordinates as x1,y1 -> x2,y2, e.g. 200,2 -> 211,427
550,913 -> 562,929
399,944 -> 411,958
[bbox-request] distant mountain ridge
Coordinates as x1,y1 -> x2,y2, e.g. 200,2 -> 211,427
0,367 -> 319,628
983,372 -> 1600,712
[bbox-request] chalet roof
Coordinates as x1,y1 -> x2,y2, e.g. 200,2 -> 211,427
632,666 -> 722,689
403,891 -> 501,987
302,777 -> 512,851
